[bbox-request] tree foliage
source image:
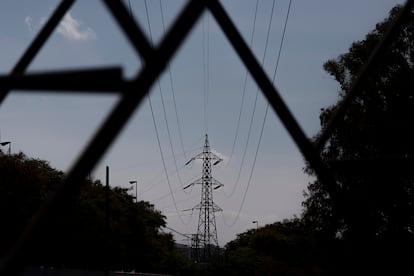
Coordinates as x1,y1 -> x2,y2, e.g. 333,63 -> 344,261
0,152 -> 189,274
218,219 -> 329,276
303,4 -> 414,274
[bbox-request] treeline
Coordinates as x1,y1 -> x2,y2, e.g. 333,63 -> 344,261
302,3 -> 414,275
0,152 -> 191,274
214,219 -> 333,275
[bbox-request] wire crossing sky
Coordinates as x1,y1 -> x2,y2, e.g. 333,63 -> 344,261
0,0 -> 405,245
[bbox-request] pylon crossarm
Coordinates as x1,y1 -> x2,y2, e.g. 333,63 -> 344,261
183,183 -> 194,190
191,203 -> 202,210
212,178 -> 224,189
185,152 -> 204,165
212,203 -> 222,212
183,178 -> 202,190
208,152 -> 222,163
185,157 -> 194,165
213,159 -> 222,165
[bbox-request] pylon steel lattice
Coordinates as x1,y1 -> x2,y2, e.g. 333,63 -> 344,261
184,134 -> 223,262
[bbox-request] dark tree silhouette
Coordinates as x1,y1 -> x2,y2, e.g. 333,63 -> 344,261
216,219 -> 328,276
303,4 -> 414,274
0,152 -> 189,274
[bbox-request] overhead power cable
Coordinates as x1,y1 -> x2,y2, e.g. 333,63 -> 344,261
159,0 -> 187,160
202,12 -> 210,133
224,0 -> 276,199
159,193 -> 200,212
129,0 -> 189,225
122,148 -> 200,195
223,0 -> 293,227
163,209 -> 194,222
162,226 -> 192,239
206,13 -> 210,133
138,146 -> 203,197
143,0 -> 186,189
228,0 -> 260,165
149,172 -> 201,204
139,163 -> 187,197
147,87 -> 192,224
137,137 -> 204,199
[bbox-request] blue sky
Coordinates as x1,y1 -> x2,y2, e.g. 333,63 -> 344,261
0,0 -> 405,245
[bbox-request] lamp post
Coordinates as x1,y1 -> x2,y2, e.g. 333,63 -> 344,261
130,180 -> 137,203
252,220 -> 258,230
0,141 -> 11,155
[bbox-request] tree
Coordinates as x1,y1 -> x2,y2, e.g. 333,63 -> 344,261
303,4 -> 414,274
222,219 -> 327,275
0,152 -> 190,274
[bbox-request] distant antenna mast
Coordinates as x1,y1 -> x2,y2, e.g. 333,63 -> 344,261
184,134 -> 223,261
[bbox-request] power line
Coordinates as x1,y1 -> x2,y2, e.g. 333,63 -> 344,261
153,185 -> 191,205
162,225 -> 192,239
143,0 -> 186,190
149,172 -> 201,203
223,0 -> 293,227
147,88 -> 190,224
137,137 -> 205,198
128,0 -> 189,225
224,0 -> 276,199
272,0 -> 292,83
202,13 -> 210,134
206,12 -> 210,134
159,193 -> 200,212
138,146 -> 203,197
147,89 -> 191,224
159,0 -> 187,160
139,163 -> 187,197
228,0 -> 260,165
163,209 -> 194,222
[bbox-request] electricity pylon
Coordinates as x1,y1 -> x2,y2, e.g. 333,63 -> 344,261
184,134 -> 223,262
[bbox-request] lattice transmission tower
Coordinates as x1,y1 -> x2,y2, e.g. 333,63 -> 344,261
184,134 -> 224,262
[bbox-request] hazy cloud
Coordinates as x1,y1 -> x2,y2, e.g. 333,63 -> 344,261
57,12 -> 96,41
24,16 -> 33,32
24,12 -> 96,41
212,149 -> 229,164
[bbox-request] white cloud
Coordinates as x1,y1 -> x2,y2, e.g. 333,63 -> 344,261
57,12 -> 96,41
211,149 -> 229,164
24,16 -> 33,32
24,12 -> 96,41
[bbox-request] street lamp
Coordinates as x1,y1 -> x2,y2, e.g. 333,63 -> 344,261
0,141 -> 11,155
130,180 -> 137,203
252,220 -> 258,230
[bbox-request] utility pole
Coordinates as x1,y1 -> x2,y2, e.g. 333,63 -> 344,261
184,134 -> 223,262
130,180 -> 138,203
105,166 -> 110,276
